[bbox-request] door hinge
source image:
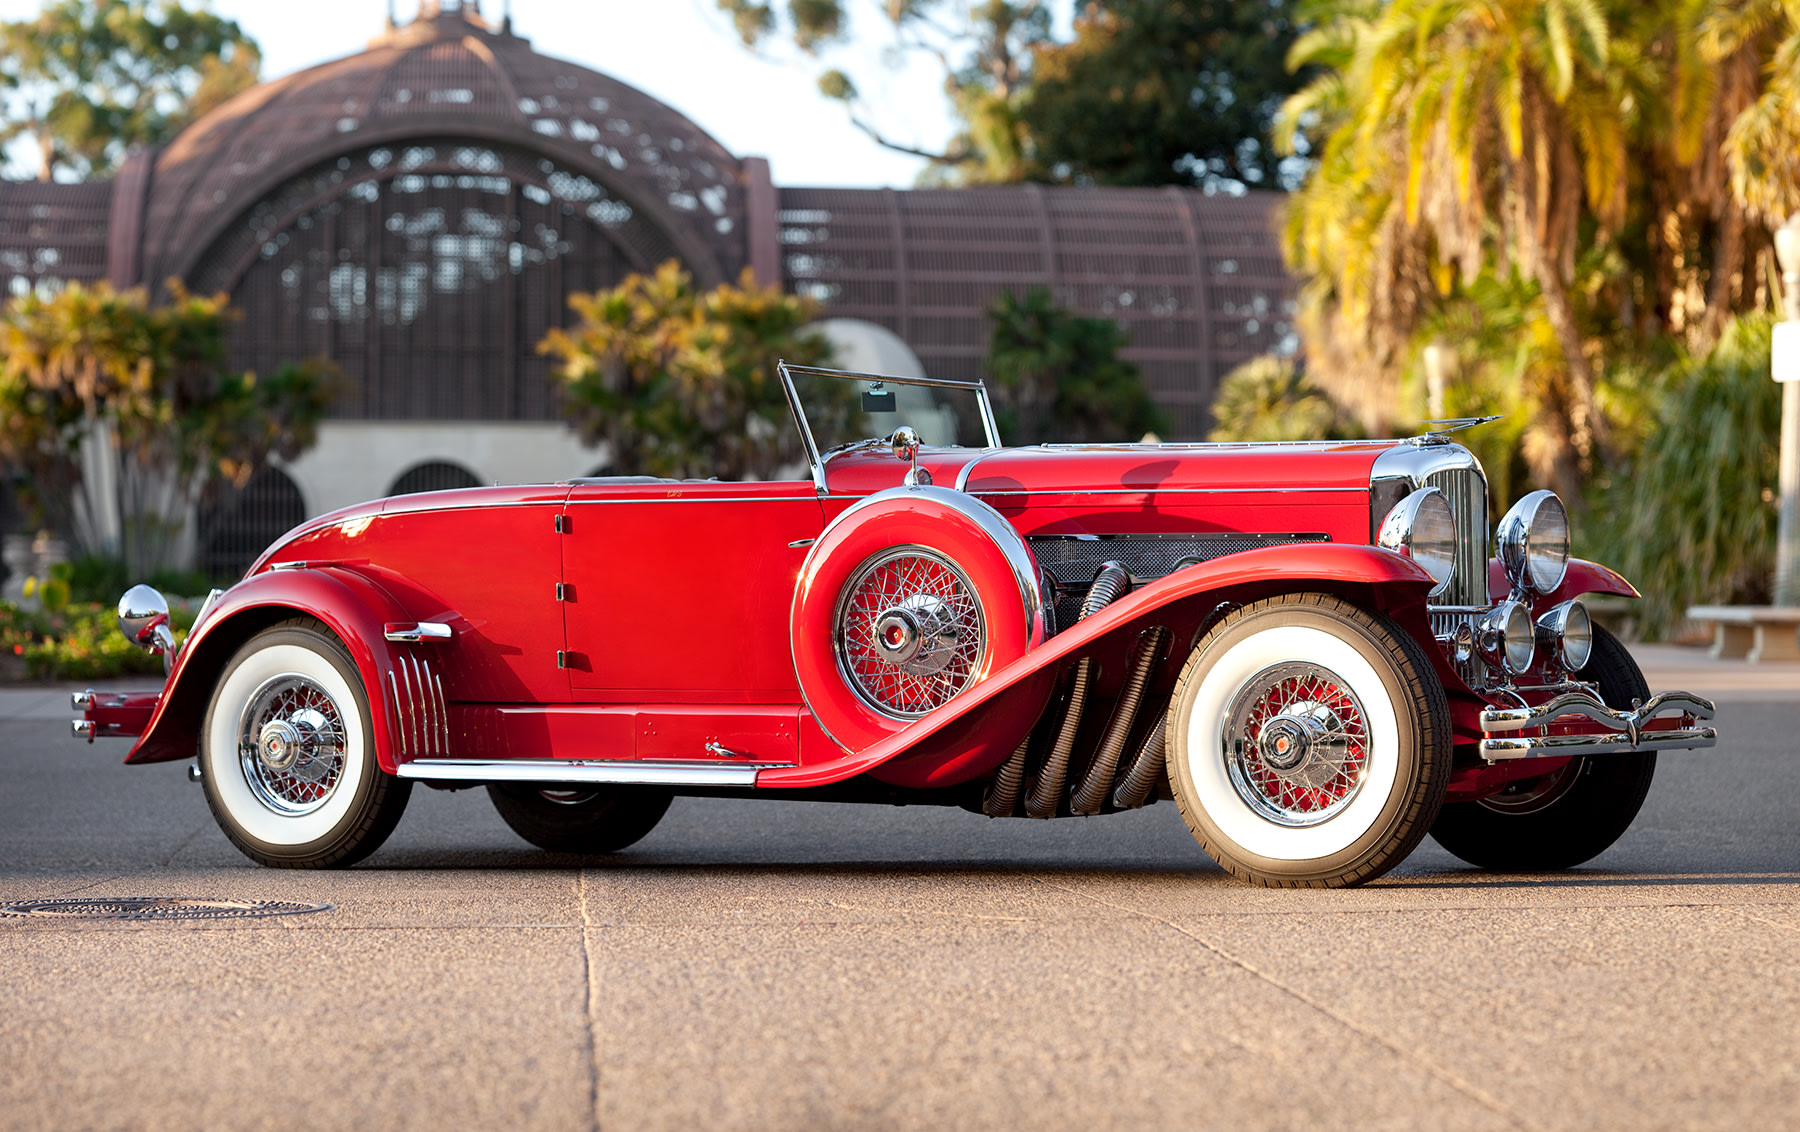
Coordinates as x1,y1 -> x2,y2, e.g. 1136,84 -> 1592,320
554,513 -> 568,533
556,650 -> 568,669
555,583 -> 567,602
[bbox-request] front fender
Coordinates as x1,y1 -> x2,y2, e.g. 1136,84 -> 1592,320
761,542 -> 1440,789
124,567 -> 418,770
1485,557 -> 1641,604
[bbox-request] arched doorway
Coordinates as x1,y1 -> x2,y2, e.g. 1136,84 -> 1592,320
198,466 -> 307,581
388,461 -> 483,495
189,140 -> 687,423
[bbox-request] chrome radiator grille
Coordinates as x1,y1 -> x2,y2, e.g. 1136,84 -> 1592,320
1426,465 -> 1489,608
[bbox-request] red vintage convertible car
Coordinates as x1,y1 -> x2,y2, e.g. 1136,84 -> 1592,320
75,364 -> 1716,886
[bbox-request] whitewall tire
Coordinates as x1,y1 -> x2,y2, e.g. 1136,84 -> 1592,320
201,619 -> 411,868
1167,594 -> 1451,887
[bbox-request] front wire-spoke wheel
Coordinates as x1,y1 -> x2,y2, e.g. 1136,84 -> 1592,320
201,619 -> 411,868
1167,593 -> 1452,888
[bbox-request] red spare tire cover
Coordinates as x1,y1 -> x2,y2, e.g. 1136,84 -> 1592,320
791,485 -> 1049,754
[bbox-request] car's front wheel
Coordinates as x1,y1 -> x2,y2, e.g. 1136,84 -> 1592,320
487,784 -> 673,854
1166,593 -> 1452,887
1429,625 -> 1656,871
201,618 -> 411,868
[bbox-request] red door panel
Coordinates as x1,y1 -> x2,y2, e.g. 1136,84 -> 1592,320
561,482 -> 824,700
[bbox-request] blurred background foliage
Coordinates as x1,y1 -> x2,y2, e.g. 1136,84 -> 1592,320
541,263 -> 835,480
985,286 -> 1166,443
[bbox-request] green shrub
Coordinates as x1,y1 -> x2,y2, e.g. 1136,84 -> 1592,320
1587,315 -> 1779,638
54,555 -> 214,605
1,599 -> 193,680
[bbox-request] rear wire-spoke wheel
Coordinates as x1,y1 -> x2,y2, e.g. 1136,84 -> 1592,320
836,547 -> 985,718
487,784 -> 672,854
1430,625 -> 1657,871
201,619 -> 411,869
1167,594 -> 1452,888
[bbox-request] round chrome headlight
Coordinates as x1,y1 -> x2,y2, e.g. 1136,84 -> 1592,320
1496,489 -> 1570,594
1376,488 -> 1456,597
1479,600 -> 1535,674
1536,599 -> 1593,671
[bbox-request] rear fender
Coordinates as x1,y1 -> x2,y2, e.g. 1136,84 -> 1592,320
762,542 -> 1440,789
124,567 -> 419,770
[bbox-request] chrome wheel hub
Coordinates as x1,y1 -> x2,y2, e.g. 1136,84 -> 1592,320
872,593 -> 961,674
238,678 -> 348,817
1224,662 -> 1370,827
837,547 -> 986,718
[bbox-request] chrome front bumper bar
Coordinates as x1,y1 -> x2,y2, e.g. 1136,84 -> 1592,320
1479,689 -> 1717,761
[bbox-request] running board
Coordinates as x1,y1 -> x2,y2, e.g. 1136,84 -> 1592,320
396,758 -> 790,787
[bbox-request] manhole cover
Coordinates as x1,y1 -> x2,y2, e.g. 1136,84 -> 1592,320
0,897 -> 333,922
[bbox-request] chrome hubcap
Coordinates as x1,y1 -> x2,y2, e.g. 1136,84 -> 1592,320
238,677 -> 348,817
1224,662 -> 1370,827
837,547 -> 986,718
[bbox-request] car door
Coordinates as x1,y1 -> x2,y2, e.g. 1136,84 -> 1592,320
559,480 -> 825,702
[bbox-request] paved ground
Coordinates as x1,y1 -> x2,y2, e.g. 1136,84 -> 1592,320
2,646 -> 1797,1131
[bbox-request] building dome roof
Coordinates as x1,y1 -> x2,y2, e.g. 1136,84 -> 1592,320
138,3 -> 747,290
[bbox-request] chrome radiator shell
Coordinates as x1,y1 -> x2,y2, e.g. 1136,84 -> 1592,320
1373,443 -> 1492,687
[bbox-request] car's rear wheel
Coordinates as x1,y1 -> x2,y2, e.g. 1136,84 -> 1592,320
201,618 -> 411,868
1430,625 -> 1656,871
487,784 -> 672,854
1166,593 -> 1452,887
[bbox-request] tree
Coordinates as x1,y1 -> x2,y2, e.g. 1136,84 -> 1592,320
1024,0 -> 1315,191
541,262 -> 834,480
1207,356 -> 1353,441
985,286 -> 1164,443
0,0 -> 259,181
0,281 -> 333,575
717,0 -> 1049,182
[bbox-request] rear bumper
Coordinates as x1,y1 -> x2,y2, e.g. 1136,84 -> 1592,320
1478,689 -> 1717,761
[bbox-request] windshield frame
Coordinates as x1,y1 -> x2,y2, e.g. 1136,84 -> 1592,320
777,361 -> 1003,495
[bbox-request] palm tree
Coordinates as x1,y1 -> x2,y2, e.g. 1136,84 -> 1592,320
1287,0 -> 1634,499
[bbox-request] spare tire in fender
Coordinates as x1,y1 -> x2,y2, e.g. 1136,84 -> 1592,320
791,485 -> 1050,755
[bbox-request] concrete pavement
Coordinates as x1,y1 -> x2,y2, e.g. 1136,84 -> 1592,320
2,646 -> 1798,1130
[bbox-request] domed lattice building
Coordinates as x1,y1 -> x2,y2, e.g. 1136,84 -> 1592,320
0,0 -> 1295,576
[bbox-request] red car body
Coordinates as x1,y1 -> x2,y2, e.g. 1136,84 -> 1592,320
79,365 -> 1716,883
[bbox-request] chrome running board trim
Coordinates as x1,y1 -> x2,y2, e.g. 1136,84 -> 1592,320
1478,689 -> 1718,761
395,758 -> 791,786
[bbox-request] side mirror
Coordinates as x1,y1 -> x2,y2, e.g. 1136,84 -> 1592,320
118,585 -> 176,674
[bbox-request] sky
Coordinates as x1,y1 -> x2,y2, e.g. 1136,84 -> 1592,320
0,0 -> 1064,188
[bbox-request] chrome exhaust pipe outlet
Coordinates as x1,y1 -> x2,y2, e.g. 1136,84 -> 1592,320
1024,563 -> 1130,819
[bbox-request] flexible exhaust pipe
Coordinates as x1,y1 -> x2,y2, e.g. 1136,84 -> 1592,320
1070,626 -> 1168,815
1111,705 -> 1170,810
982,737 -> 1031,817
1024,562 -> 1130,819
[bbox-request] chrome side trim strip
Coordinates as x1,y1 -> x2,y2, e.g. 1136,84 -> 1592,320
1478,688 -> 1718,761
395,759 -> 787,786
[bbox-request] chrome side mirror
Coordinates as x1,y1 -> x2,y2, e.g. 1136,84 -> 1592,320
891,426 -> 932,486
118,584 -> 176,674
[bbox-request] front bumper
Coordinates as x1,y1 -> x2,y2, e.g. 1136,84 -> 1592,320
1478,689 -> 1717,761
70,689 -> 160,742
